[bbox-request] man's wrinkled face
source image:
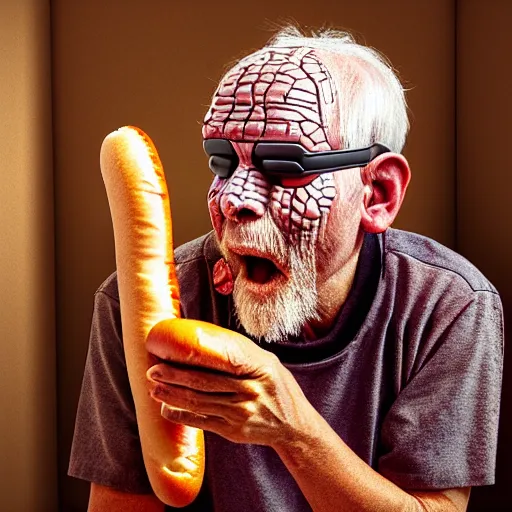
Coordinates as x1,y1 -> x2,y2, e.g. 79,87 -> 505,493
203,47 -> 363,342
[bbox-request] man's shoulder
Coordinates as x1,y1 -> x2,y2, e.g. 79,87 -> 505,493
174,231 -> 218,266
95,232 -> 219,302
384,228 -> 498,294
95,272 -> 120,302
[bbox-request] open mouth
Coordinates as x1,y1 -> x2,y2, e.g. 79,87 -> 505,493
227,245 -> 287,288
244,255 -> 282,284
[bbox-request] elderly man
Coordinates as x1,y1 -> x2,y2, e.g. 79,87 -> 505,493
69,28 -> 503,511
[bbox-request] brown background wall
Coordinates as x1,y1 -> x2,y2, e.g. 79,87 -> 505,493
0,0 -> 57,511
457,1 -> 512,509
0,0 -> 509,510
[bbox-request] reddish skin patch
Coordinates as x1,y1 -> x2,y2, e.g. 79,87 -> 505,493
203,47 -> 334,150
213,258 -> 234,295
203,47 -> 340,248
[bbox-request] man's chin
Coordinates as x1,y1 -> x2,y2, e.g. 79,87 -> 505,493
232,274 -> 318,343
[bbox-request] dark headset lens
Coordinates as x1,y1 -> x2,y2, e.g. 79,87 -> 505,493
204,139 -> 239,178
208,155 -> 236,178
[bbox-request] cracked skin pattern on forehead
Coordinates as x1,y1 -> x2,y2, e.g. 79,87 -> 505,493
203,47 -> 341,245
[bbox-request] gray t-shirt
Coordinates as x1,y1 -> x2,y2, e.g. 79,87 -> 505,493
68,229 -> 504,511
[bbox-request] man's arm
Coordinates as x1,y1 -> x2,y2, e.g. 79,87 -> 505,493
273,407 -> 471,512
412,489 -> 471,511
88,483 -> 164,512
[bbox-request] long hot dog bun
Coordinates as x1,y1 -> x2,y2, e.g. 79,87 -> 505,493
146,318 -> 268,377
100,126 -> 204,507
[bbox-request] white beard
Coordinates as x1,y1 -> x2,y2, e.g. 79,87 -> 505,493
221,213 -> 320,343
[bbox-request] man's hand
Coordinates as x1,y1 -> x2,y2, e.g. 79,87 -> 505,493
145,324 -> 313,446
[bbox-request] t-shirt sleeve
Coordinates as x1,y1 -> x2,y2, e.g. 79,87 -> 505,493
68,288 -> 153,493
378,290 -> 504,490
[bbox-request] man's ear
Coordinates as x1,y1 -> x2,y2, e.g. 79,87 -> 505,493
360,153 -> 411,234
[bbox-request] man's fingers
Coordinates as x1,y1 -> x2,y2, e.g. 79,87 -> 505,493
159,404 -> 232,434
147,362 -> 253,394
151,383 -> 247,420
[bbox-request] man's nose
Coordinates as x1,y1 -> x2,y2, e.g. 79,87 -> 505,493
219,168 -> 270,223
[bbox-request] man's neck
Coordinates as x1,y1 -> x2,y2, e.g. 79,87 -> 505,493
302,243 -> 363,341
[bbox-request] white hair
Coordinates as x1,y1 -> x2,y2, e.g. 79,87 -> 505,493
266,26 -> 409,153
